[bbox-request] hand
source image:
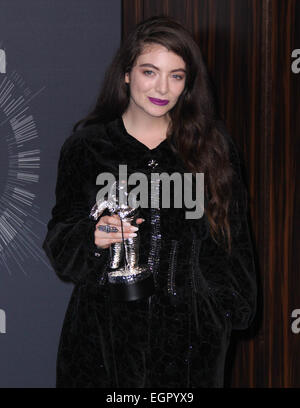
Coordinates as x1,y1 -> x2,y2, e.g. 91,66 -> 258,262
94,214 -> 145,249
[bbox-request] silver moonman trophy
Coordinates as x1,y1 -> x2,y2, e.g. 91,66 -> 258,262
89,179 -> 154,301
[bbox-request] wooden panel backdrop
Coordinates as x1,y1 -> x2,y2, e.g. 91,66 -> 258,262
122,0 -> 300,387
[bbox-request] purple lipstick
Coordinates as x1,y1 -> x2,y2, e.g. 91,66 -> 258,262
148,97 -> 169,106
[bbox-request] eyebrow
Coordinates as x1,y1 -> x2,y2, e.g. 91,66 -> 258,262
138,63 -> 186,73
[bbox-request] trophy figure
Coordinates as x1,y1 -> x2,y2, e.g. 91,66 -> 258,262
89,179 -> 154,301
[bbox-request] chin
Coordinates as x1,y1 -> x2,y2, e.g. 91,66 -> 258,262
146,110 -> 169,118
145,104 -> 171,116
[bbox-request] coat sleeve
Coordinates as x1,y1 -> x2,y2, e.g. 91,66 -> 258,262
42,134 -> 109,284
198,127 -> 257,331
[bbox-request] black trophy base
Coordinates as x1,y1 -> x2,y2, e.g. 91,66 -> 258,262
109,273 -> 155,302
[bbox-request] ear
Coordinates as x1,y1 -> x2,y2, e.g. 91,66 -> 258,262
125,72 -> 130,84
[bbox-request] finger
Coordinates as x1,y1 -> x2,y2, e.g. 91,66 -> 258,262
96,223 -> 138,234
136,218 -> 145,224
109,237 -> 137,243
97,214 -> 136,231
96,237 -> 135,247
95,238 -> 115,248
96,244 -> 110,249
105,218 -> 145,231
99,215 -> 122,226
97,232 -> 137,240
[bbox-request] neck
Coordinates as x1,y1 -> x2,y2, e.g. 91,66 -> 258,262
122,109 -> 170,136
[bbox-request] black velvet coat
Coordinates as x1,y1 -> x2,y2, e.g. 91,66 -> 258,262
42,116 -> 257,388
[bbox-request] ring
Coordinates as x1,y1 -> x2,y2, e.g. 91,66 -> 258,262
97,225 -> 118,233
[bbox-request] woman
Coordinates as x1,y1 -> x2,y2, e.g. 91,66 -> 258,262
43,15 -> 257,388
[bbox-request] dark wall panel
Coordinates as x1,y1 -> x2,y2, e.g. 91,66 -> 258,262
0,0 -> 121,387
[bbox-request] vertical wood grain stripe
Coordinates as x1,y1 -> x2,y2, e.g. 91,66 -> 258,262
121,0 -> 299,387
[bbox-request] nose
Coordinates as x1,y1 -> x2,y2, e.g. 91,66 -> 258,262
155,74 -> 169,95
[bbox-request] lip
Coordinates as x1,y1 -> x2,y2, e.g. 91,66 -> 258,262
148,97 -> 169,106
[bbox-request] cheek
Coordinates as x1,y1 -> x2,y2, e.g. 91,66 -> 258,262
179,80 -> 186,92
132,79 -> 152,95
173,83 -> 186,98
169,78 -> 184,91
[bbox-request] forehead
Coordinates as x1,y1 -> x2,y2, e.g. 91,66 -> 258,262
135,43 -> 185,66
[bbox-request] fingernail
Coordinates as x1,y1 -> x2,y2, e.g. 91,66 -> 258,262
129,233 -> 137,237
131,226 -> 139,231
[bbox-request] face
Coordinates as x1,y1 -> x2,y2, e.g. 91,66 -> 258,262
125,43 -> 186,119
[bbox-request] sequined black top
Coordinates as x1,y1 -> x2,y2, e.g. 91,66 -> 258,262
42,116 -> 257,388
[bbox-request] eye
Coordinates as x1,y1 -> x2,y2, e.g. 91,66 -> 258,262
143,70 -> 184,80
143,70 -> 154,76
173,74 -> 184,80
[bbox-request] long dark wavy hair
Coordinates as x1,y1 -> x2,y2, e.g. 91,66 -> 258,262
73,15 -> 236,253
